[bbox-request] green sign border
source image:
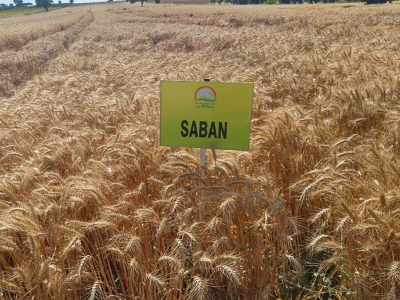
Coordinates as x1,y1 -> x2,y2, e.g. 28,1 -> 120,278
160,81 -> 253,151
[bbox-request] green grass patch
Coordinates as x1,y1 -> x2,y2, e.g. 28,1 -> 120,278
0,4 -> 69,18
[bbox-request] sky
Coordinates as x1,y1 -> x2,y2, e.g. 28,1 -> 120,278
1,0 -> 107,5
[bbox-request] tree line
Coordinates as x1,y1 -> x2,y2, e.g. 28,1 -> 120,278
211,0 -> 390,4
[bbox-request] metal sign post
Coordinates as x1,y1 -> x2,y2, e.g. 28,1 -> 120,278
160,79 -> 254,220
199,78 -> 210,185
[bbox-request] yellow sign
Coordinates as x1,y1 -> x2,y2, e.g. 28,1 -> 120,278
160,81 -> 253,150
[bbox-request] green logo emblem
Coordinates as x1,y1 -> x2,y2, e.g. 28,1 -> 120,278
195,86 -> 216,108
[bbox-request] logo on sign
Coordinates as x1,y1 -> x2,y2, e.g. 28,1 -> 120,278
195,86 -> 216,108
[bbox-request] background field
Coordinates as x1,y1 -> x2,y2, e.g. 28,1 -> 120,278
0,2 -> 400,299
0,4 -> 70,18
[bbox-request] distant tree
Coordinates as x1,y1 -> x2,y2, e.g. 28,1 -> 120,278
9,3 -> 14,6
43,0 -> 51,10
155,0 -> 160,3
0,3 -> 6,6
69,0 -> 73,3
129,0 -> 135,3
13,0 -> 23,7
36,0 -> 51,11
230,0 -> 247,4
58,0 -> 61,3
365,0 -> 386,3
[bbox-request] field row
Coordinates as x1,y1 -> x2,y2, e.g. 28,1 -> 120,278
0,15 -> 82,52
0,6 -> 88,45
0,11 -> 92,98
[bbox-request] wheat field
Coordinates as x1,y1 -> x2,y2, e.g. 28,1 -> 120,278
0,2 -> 400,299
